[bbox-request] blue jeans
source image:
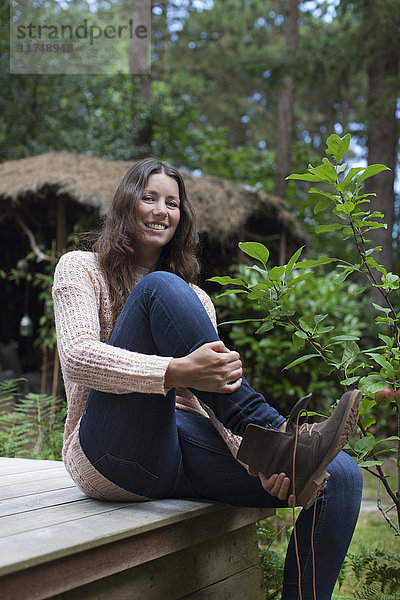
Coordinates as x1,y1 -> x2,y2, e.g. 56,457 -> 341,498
79,271 -> 363,599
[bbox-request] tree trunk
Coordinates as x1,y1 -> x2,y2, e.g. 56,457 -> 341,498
364,17 -> 398,273
274,0 -> 299,198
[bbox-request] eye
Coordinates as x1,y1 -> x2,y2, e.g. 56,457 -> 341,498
167,199 -> 180,208
141,195 -> 155,203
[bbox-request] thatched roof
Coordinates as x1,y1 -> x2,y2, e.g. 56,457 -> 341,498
0,152 -> 305,243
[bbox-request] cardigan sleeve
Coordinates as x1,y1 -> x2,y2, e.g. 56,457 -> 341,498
52,252 -> 171,396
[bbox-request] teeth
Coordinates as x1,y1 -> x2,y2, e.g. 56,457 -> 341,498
146,223 -> 166,230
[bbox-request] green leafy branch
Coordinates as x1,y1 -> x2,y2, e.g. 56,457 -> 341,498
210,133 -> 400,533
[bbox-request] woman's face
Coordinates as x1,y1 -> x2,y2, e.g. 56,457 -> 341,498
134,172 -> 181,266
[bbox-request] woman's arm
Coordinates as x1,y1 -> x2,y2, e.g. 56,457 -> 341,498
165,341 -> 243,393
53,252 -> 171,396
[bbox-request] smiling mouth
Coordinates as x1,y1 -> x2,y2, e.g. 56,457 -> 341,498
145,223 -> 167,231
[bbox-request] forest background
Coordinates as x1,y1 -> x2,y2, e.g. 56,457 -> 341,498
1,1 -> 400,596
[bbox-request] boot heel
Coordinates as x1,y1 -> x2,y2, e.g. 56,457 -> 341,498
297,470 -> 330,510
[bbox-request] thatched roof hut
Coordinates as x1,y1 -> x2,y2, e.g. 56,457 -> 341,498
0,152 -> 305,274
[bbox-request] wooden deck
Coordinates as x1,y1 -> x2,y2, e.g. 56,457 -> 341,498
0,457 -> 274,600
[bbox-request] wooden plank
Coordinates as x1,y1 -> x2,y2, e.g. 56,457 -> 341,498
0,466 -> 70,486
0,499 -> 136,537
0,458 -> 64,477
61,525 -> 261,600
182,565 -> 265,600
0,474 -> 75,501
0,507 -> 274,598
0,487 -> 87,518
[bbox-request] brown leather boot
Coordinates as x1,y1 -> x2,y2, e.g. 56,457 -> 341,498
237,389 -> 362,509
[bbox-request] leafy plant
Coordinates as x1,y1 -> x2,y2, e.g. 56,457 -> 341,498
210,133 -> 400,533
347,546 -> 400,599
257,514 -> 294,599
214,267 -> 370,415
0,378 -> 65,460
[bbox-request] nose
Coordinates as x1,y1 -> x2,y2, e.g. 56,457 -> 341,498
152,199 -> 167,216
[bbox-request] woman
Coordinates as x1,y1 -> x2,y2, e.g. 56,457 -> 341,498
53,157 -> 363,599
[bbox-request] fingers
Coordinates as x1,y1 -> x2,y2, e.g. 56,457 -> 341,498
177,342 -> 243,393
259,472 -> 291,501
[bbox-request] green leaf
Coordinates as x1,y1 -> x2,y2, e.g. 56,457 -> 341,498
294,330 -> 308,339
327,335 -> 360,344
309,160 -> 337,182
358,374 -> 389,394
285,246 -> 305,277
294,257 -> 337,268
208,276 -> 246,287
342,201 -> 355,214
325,133 -> 351,162
316,223 -> 343,234
314,198 -> 333,214
290,272 -> 313,286
299,316 -> 315,332
357,164 -> 390,183
360,396 -> 375,418
292,333 -> 305,350
340,376 -> 359,386
341,341 -> 360,368
372,303 -> 391,315
374,435 -> 400,444
286,172 -> 324,182
283,354 -> 320,370
216,289 -> 248,298
353,436 -> 375,454
358,460 -> 383,468
365,353 -> 395,379
256,320 -> 274,334
314,314 -> 328,325
238,242 -> 269,266
344,166 -> 364,182
268,265 -> 285,281
247,288 -> 265,299
219,318 -> 262,326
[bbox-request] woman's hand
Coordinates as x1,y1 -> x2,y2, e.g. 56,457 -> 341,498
165,341 -> 242,393
258,472 -> 295,507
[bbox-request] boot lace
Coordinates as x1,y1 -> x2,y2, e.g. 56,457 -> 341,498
292,409 -> 318,600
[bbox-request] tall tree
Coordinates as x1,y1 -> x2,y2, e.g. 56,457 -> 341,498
363,1 -> 399,272
274,0 -> 298,197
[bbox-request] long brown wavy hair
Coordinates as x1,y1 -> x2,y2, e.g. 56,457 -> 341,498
93,157 -> 200,318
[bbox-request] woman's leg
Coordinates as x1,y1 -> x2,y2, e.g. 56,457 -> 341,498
177,410 -> 363,600
79,270 -> 283,497
108,271 -> 285,434
282,451 -> 363,599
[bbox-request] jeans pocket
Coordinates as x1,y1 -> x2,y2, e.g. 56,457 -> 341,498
92,453 -> 158,497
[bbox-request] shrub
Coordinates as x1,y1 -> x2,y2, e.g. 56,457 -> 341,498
214,267 -> 370,416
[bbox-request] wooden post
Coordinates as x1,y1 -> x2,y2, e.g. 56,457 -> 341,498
279,231 -> 287,265
56,197 -> 66,254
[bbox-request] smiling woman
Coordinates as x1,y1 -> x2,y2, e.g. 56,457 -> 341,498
52,156 -> 363,600
134,172 -> 181,270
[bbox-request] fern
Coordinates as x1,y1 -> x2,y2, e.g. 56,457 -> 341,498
0,378 -> 65,459
348,546 -> 400,599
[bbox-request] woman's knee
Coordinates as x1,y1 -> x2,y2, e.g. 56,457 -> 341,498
135,270 -> 186,295
327,451 -> 363,500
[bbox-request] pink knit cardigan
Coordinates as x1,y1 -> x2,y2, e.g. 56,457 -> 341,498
53,251 -> 242,501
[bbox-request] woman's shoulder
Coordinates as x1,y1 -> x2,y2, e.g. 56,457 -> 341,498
56,250 -> 97,268
53,251 -> 102,286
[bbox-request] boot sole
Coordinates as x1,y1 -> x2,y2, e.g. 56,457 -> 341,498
297,389 -> 362,509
